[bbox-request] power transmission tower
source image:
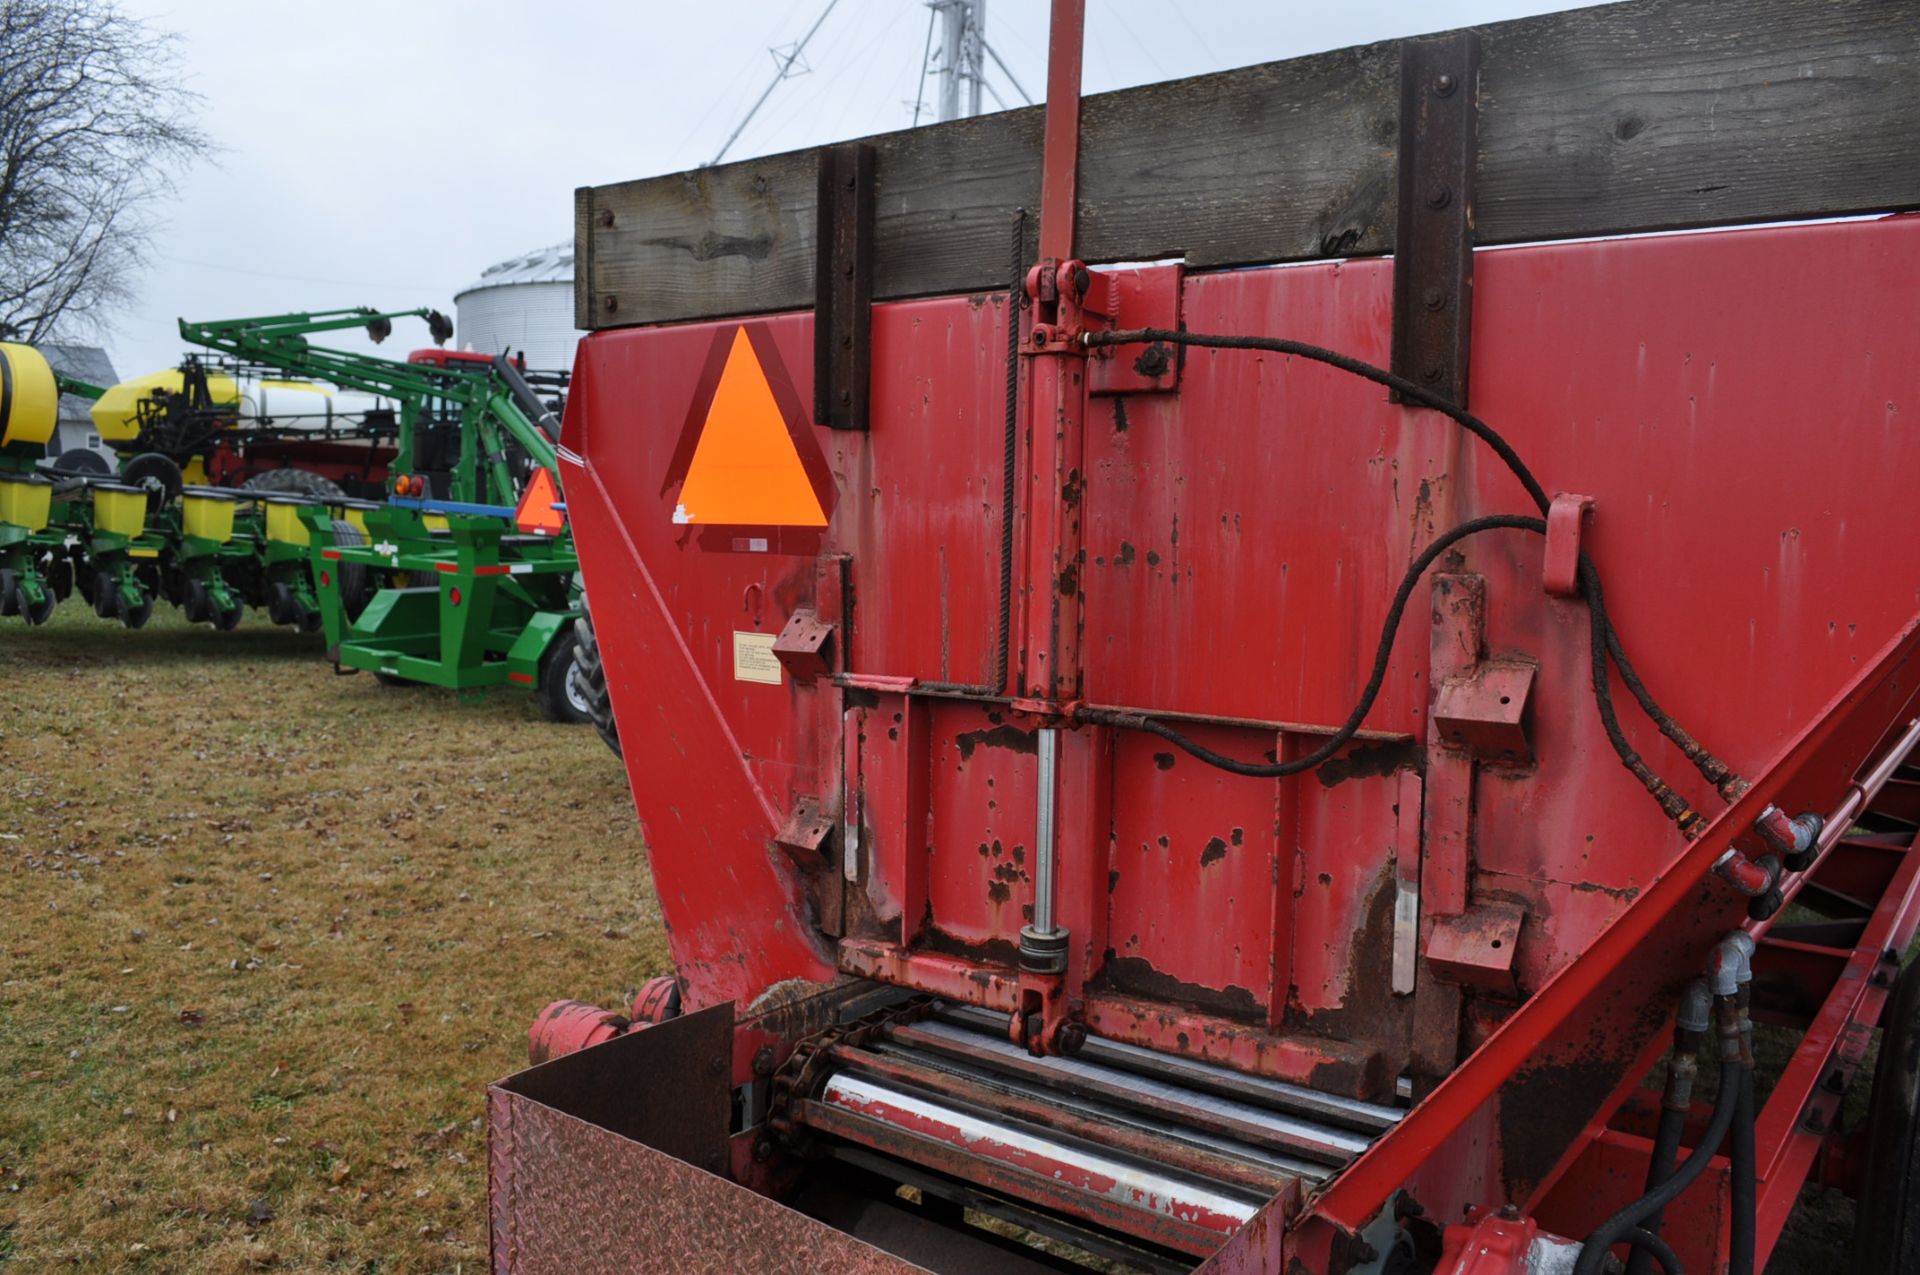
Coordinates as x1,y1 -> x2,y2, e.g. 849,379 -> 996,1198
932,0 -> 986,122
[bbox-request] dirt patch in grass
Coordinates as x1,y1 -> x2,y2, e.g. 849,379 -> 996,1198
0,603 -> 658,1272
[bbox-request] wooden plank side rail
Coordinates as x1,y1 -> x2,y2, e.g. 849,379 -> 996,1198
577,0 -> 1920,329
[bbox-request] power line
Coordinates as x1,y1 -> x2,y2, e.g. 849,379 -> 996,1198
911,3 -> 937,127
981,38 -> 1032,105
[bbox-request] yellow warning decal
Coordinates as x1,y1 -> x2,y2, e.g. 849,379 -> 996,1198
674,328 -> 827,528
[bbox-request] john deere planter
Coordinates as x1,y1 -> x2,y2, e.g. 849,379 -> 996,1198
0,343 -> 68,620
0,310 -> 598,726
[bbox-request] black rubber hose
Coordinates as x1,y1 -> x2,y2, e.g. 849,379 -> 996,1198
1084,325 -> 1732,821
1079,514 -> 1546,776
1730,1066 -> 1757,1275
1629,983 -> 1712,1275
1573,1066 -> 1746,1275
1624,1227 -> 1686,1275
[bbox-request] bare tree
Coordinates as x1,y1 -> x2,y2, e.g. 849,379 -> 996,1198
0,0 -> 210,343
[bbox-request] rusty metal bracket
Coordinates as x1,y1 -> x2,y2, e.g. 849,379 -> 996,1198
1427,901 -> 1526,996
1390,31 -> 1479,409
814,142 -> 875,431
1088,264 -> 1183,395
775,795 -> 836,865
1433,659 -> 1537,766
1543,493 -> 1595,596
773,608 -> 836,680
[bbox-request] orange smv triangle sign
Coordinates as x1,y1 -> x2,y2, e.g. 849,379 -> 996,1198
673,328 -> 828,529
513,467 -> 565,536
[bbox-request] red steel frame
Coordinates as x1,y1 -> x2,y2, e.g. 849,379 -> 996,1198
541,1 -> 1920,1268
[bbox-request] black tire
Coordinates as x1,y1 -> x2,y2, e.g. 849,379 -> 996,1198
92,571 -> 117,618
571,594 -> 621,755
122,452 -> 184,513
535,630 -> 593,724
242,468 -> 347,501
1856,956 -> 1920,1272
329,519 -> 371,621
0,568 -> 17,617
267,581 -> 296,626
184,577 -> 211,624
215,599 -> 244,631
50,448 -> 111,476
44,553 -> 72,601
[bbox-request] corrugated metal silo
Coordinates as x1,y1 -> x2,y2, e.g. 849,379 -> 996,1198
453,244 -> 582,372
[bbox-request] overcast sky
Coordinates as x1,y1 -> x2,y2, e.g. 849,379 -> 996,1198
105,0 -> 1603,378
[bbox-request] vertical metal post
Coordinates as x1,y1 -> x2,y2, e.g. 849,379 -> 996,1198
1030,727 -> 1059,935
1036,0 -> 1084,265
1011,0 -> 1085,1053
1018,0 -> 1089,704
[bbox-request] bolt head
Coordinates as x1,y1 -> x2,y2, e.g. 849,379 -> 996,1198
1032,329 -> 1048,348
1423,286 -> 1446,311
596,209 -> 614,228
1425,183 -> 1453,210
1422,361 -> 1444,382
600,295 -> 618,314
1432,73 -> 1457,97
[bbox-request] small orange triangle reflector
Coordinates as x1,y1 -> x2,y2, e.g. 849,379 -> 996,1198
514,467 -> 566,536
674,328 -> 828,528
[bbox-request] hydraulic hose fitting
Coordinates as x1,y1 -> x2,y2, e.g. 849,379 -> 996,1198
1712,847 -> 1775,896
1710,934 -> 1754,1064
1665,978 -> 1712,1112
1728,932 -> 1757,1059
1756,804 -> 1826,873
1713,847 -> 1785,918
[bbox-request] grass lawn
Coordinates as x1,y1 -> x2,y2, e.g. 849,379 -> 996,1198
0,599 -> 1881,1273
0,603 -> 659,1272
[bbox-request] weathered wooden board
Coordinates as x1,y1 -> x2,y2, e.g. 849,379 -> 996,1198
579,0 -> 1920,329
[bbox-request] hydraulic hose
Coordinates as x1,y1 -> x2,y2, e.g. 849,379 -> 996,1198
1573,1064 -> 1746,1275
1079,514 -> 1546,776
1628,981 -> 1714,1275
1081,326 -> 1740,827
1623,1227 -> 1685,1275
1730,1067 -> 1757,1275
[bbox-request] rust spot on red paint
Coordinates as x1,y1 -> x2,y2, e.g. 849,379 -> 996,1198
955,725 -> 1036,761
1153,752 -> 1176,770
1115,541 -> 1136,566
1201,837 -> 1229,868
1097,953 -> 1264,1023
1316,739 -> 1424,788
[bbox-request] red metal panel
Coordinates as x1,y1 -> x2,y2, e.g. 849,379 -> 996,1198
561,215 -> 1920,1265
1105,726 -> 1282,1018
